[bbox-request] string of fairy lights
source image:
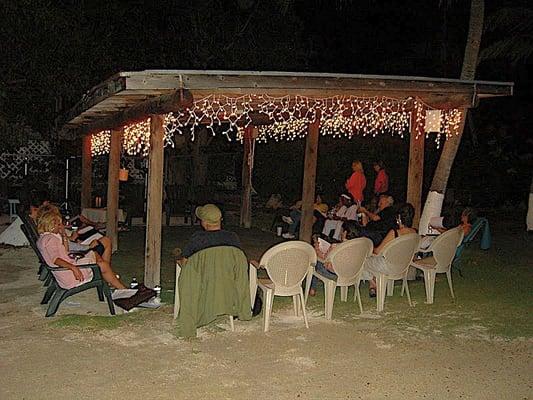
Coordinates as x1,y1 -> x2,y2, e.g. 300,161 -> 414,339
90,94 -> 462,157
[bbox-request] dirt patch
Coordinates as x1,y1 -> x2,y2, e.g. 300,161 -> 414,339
0,234 -> 531,399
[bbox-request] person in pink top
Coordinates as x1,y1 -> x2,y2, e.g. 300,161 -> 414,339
36,211 -> 126,290
345,160 -> 366,204
373,160 -> 389,196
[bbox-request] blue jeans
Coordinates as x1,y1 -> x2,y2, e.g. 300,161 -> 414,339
288,210 -> 302,235
310,261 -> 337,290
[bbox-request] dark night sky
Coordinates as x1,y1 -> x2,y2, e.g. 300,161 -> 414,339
0,0 -> 531,204
1,0 -> 530,129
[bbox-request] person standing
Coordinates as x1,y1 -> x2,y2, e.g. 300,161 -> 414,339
373,160 -> 389,197
345,160 -> 366,205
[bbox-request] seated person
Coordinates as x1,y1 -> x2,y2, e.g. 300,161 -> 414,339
419,207 -> 477,250
322,194 -> 358,240
36,204 -> 113,263
358,194 -> 396,245
429,207 -> 477,236
36,210 -> 125,290
308,220 -> 362,296
282,194 -> 329,239
177,204 -> 241,265
362,203 -> 417,297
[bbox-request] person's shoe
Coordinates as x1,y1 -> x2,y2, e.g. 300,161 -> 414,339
282,232 -> 295,239
282,216 -> 294,224
369,288 -> 377,298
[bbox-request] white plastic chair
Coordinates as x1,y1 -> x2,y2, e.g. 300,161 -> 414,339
410,227 -> 464,304
257,241 -> 316,332
304,237 -> 373,319
368,233 -> 420,312
173,261 -> 257,331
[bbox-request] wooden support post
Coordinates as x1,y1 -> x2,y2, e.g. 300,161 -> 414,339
299,117 -> 320,243
407,114 -> 425,228
144,115 -> 165,288
106,128 -> 122,252
81,134 -> 92,209
240,126 -> 255,228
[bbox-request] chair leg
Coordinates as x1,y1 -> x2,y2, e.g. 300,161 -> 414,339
96,285 -> 104,302
44,273 -> 53,287
102,284 -> 116,315
386,280 -> 394,296
355,283 -> 363,314
404,280 -> 413,307
401,278 -> 406,297
339,286 -> 348,302
299,288 -> 309,329
422,270 -> 431,304
45,289 -> 67,317
173,266 -> 181,320
304,268 -> 313,305
262,288 -> 273,332
249,265 -> 257,309
424,270 -> 436,304
325,281 -> 336,320
446,270 -> 455,299
376,275 -> 387,312
41,282 -> 57,305
293,295 -> 300,316
229,316 -> 235,331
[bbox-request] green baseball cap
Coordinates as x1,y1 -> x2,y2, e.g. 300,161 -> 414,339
195,204 -> 222,224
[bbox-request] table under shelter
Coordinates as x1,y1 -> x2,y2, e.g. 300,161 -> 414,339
59,70 -> 513,287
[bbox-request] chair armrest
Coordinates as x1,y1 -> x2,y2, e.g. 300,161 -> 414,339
48,263 -> 98,271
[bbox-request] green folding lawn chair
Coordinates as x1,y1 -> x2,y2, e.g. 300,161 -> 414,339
19,223 -> 115,317
453,217 -> 491,276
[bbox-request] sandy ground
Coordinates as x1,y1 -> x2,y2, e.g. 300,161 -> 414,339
0,246 -> 531,400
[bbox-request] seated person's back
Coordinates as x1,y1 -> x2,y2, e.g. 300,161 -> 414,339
180,204 -> 241,261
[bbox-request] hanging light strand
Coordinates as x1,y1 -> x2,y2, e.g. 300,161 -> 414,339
91,94 -> 463,156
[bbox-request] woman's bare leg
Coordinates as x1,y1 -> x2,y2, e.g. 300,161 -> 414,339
90,236 -> 112,263
95,254 -> 126,289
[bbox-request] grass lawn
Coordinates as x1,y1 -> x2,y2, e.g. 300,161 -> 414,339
62,212 -> 532,340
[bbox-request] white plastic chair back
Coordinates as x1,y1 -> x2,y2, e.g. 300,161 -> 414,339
260,241 -> 316,295
379,233 -> 420,279
431,227 -> 464,272
327,237 -> 373,285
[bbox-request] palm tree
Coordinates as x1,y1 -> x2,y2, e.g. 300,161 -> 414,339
429,0 -> 485,193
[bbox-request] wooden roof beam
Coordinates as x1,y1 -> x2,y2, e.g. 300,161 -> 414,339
60,89 -> 193,138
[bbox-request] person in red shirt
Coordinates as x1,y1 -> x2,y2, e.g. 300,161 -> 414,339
345,160 -> 366,204
373,160 -> 389,196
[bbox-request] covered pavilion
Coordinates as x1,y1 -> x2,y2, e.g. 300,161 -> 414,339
60,70 -> 513,287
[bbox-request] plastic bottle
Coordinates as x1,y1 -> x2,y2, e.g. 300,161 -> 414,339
130,277 -> 139,289
153,285 -> 162,305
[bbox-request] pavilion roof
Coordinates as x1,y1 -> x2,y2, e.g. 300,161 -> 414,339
60,70 -> 513,137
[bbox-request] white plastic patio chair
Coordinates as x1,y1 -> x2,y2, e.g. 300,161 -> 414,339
368,233 -> 420,312
304,237 -> 373,319
409,226 -> 464,304
257,241 -> 316,332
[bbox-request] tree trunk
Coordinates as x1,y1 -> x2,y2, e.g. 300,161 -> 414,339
429,0 -> 484,193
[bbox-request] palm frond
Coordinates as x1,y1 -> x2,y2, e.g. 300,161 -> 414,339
480,34 -> 533,64
484,7 -> 533,34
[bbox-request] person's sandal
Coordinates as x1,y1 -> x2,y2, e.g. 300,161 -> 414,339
369,288 -> 377,298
